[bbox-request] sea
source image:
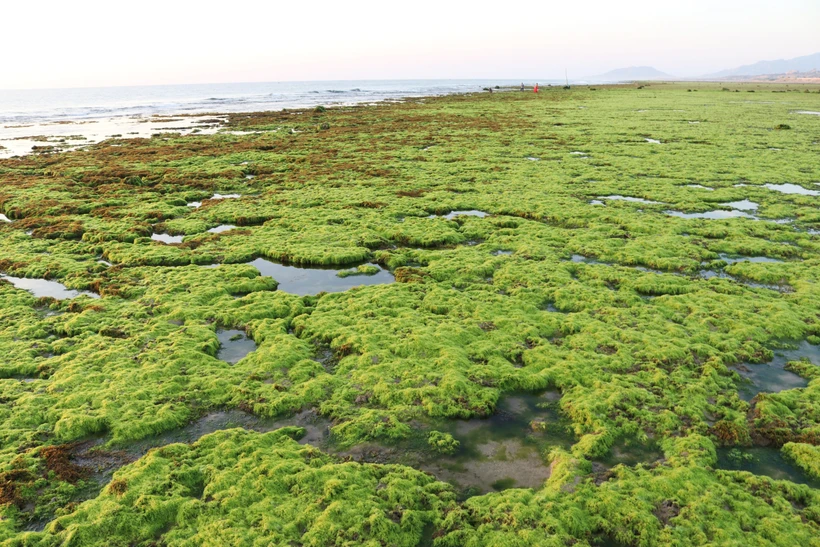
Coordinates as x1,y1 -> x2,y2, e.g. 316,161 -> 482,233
0,79 -> 547,157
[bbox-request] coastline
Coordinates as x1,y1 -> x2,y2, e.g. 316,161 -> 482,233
0,79 -> 532,158
5,79 -> 818,159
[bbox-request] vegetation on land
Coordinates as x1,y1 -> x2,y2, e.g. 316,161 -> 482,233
1,81 -> 819,545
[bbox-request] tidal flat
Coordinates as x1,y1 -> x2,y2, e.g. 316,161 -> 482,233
1,82 -> 820,545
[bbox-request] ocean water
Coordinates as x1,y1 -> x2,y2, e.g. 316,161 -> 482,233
0,79 -> 538,124
0,79 -> 534,157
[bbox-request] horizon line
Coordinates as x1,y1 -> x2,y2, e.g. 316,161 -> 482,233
0,77 -> 570,93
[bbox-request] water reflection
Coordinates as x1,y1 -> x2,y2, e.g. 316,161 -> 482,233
429,210 -> 489,220
666,210 -> 756,220
117,409 -> 331,465
216,329 -> 257,364
764,183 -> 819,196
717,447 -> 820,487
571,254 -> 606,264
151,233 -> 183,244
600,195 -> 662,204
699,269 -> 792,293
340,392 -> 575,495
721,199 -> 758,211
735,341 -> 817,401
718,254 -> 783,264
249,258 -> 394,296
0,275 -> 99,300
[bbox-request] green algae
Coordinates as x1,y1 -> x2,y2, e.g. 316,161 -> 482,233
782,443 -> 820,480
336,264 -> 381,278
428,431 -> 459,454
1,82 -> 820,543
7,430 -> 820,546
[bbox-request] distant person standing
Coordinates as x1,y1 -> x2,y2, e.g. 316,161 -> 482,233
534,83 -> 539,93
520,82 -> 525,91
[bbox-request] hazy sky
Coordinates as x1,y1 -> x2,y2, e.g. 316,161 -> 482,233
2,0 -> 818,89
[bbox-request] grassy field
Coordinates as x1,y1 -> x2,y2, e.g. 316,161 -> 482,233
1,81 -> 820,545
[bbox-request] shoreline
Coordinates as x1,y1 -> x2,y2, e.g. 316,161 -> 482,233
3,80 -> 818,159
0,83 -> 489,158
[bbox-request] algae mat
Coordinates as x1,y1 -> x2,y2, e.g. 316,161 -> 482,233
1,82 -> 820,545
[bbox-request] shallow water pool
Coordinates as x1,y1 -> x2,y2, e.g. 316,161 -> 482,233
601,195 -> 662,205
666,210 -> 756,220
0,275 -> 99,300
151,233 -> 183,244
340,392 -> 575,495
429,210 -> 489,220
249,258 -> 394,295
764,183 -> 819,196
717,447 -> 820,487
216,329 -> 257,364
735,341 -> 817,401
721,199 -> 759,211
718,254 -> 783,264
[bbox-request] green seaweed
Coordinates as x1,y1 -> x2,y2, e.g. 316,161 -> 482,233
1,82 -> 820,543
428,431 -> 460,455
782,443 -> 820,480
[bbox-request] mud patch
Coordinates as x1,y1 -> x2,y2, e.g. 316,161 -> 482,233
594,437 -> 664,468
337,392 -> 574,496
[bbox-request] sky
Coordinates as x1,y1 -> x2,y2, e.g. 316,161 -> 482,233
2,0 -> 819,90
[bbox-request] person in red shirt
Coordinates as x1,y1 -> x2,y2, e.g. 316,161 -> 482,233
534,83 -> 539,93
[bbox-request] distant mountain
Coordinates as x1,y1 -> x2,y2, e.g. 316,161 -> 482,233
714,70 -> 820,83
706,52 -> 820,78
588,66 -> 674,82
